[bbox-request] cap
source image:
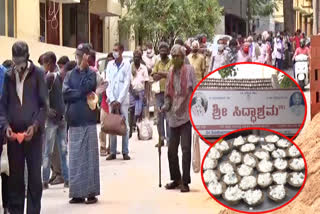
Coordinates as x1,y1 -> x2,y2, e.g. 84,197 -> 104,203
76,43 -> 91,56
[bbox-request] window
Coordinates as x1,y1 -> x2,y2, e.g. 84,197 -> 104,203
0,0 -> 15,37
62,0 -> 89,48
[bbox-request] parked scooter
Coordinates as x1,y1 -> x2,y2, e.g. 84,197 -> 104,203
294,54 -> 309,91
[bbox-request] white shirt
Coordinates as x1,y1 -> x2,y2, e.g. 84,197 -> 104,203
15,63 -> 30,106
105,59 -> 131,105
131,64 -> 149,91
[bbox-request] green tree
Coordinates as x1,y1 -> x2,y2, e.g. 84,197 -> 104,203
120,0 -> 222,48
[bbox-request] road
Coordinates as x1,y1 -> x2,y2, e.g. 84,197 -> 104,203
36,127 -> 223,214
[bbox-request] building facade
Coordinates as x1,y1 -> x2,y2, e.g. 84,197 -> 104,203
216,0 -> 248,36
294,0 -> 313,35
0,0 -> 134,61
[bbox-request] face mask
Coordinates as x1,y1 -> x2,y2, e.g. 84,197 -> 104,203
15,62 -> 27,73
243,46 -> 249,54
113,51 -> 120,59
134,58 -> 140,65
172,57 -> 184,68
231,47 -> 237,52
277,38 -> 281,42
218,44 -> 224,52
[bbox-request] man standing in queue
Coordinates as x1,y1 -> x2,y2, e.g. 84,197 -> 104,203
161,44 -> 197,193
63,43 -> 100,204
0,41 -> 48,214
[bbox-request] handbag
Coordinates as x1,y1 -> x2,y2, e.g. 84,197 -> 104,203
192,133 -> 201,173
101,112 -> 127,136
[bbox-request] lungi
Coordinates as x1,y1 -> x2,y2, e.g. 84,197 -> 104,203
69,125 -> 100,198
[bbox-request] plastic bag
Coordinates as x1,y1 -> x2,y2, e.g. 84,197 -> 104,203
137,118 -> 153,141
192,133 -> 201,173
1,144 -> 9,176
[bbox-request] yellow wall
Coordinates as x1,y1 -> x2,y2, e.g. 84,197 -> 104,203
274,0 -> 284,23
0,36 -> 105,65
16,0 -> 40,41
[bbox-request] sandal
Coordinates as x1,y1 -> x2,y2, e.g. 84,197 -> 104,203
69,198 -> 85,204
165,181 -> 181,190
86,197 -> 98,204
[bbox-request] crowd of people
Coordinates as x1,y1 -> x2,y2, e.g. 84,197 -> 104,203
207,29 -> 311,76
0,28 -> 312,214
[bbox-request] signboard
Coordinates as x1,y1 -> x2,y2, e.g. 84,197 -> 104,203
190,89 -> 306,137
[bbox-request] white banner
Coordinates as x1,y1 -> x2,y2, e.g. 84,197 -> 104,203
190,89 -> 306,137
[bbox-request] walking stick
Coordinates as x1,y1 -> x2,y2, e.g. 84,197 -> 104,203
158,135 -> 162,188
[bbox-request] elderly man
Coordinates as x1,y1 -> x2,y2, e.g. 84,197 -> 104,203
63,43 -> 100,204
129,50 -> 149,135
0,41 -> 48,213
151,42 -> 172,147
105,43 -> 131,161
161,44 -> 197,193
188,41 -> 206,83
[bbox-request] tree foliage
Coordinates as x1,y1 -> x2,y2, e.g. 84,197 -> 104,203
119,0 -> 222,48
218,65 -> 238,79
248,0 -> 280,33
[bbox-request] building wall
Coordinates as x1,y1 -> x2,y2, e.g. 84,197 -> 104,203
16,0 -> 40,41
219,0 -> 248,19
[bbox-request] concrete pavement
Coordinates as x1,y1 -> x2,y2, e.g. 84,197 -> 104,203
36,126 -> 224,214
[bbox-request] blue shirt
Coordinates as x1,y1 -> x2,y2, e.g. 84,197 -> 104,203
0,65 -> 7,98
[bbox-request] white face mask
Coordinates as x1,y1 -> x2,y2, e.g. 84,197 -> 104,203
113,51 -> 120,59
